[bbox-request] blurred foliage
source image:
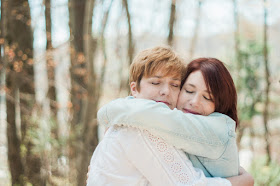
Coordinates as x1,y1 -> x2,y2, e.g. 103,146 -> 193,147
236,40 -> 264,122
26,115 -> 67,153
250,156 -> 280,186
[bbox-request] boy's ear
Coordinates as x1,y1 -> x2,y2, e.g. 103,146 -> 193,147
130,82 -> 138,97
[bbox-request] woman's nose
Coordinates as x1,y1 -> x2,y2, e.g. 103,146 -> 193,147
190,95 -> 200,107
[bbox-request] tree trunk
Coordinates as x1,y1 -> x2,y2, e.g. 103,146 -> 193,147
121,0 -> 134,94
68,0 -> 87,131
68,0 -> 87,183
115,16 -> 126,96
2,2 -> 25,185
68,0 -> 102,184
232,0 -> 245,147
5,1 -> 25,185
6,0 -> 43,185
249,126 -> 255,158
262,0 -> 271,164
69,0 -> 86,53
43,0 -> 56,183
76,0 -> 98,185
232,0 -> 242,91
168,0 -> 176,46
77,38 -> 98,186
45,0 -> 52,50
98,0 -> 114,99
6,80 -> 24,185
123,0 -> 134,67
0,1 -> 11,184
189,0 -> 202,59
45,0 -> 57,121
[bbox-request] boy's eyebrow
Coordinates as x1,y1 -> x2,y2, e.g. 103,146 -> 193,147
151,76 -> 181,81
171,77 -> 181,81
151,76 -> 162,78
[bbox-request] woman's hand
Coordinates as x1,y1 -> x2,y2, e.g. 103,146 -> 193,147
86,165 -> 90,184
238,166 -> 247,175
226,166 -> 254,186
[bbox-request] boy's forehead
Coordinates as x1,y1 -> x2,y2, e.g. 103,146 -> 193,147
146,69 -> 182,80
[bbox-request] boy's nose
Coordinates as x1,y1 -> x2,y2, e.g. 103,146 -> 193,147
159,85 -> 170,96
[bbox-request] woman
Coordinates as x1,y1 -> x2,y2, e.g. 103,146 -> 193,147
98,58 -> 242,178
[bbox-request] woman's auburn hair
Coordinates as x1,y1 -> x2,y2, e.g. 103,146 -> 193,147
185,58 -> 239,129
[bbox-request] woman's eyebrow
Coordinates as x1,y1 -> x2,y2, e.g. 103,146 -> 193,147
186,83 -> 196,88
204,90 -> 213,97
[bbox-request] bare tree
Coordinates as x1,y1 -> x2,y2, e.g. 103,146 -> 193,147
77,1 -> 116,184
232,0 -> 245,148
1,1 -> 23,185
6,0 -> 44,184
98,0 -> 114,99
68,0 -> 88,141
3,1 -> 25,184
123,0 -> 134,67
42,1 -> 57,184
189,0 -> 202,59
120,0 -> 134,94
262,0 -> 271,164
68,0 -> 87,183
168,0 -> 176,46
115,14 -> 127,96
68,0 -> 107,184
232,0 -> 241,91
76,0 -> 99,185
45,0 -> 57,121
0,1 -> 10,184
45,0 -> 52,50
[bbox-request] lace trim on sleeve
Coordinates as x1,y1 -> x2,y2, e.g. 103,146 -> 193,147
142,129 -> 199,185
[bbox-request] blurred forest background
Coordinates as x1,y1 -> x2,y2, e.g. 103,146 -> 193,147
0,0 -> 279,185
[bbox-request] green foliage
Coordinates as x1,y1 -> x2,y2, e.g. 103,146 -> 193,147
23,114 -> 66,164
250,156 -> 280,186
236,40 -> 264,121
26,115 -> 49,154
25,115 -> 64,152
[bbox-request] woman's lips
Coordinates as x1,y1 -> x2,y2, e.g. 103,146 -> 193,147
183,108 -> 200,115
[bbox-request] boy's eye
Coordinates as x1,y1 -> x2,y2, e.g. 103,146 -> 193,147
171,84 -> 179,88
152,82 -> 159,85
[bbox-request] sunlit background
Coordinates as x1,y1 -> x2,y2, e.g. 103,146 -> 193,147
0,0 -> 280,185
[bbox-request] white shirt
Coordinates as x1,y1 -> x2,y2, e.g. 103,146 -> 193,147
87,126 -> 231,186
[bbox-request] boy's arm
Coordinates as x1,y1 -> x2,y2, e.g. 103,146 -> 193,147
98,97 -> 235,159
120,128 -> 231,186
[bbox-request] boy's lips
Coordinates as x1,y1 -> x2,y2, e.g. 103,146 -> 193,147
183,108 -> 200,115
155,100 -> 170,106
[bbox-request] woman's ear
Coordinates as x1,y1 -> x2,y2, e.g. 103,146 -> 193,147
130,82 -> 138,97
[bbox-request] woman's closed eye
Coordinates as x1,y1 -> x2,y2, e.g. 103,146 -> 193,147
185,89 -> 194,94
203,95 -> 213,101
